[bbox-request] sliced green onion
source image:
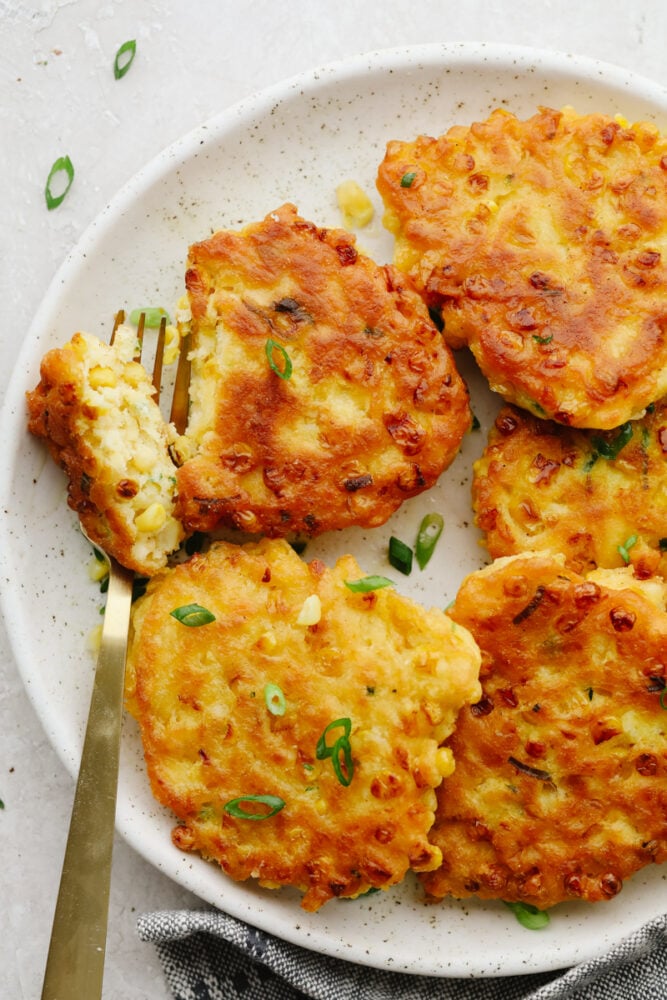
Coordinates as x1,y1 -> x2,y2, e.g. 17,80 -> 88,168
532,333 -> 553,345
114,39 -> 137,80
344,575 -> 393,593
265,338 -> 293,379
264,683 -> 286,717
388,536 -> 413,575
660,689 -> 667,710
316,719 -> 354,787
223,794 -> 285,820
45,155 -> 74,210
316,717 -> 351,759
129,306 -> 171,328
617,534 -> 638,565
591,422 -> 633,462
400,171 -> 417,188
170,603 -> 216,627
415,513 -> 444,570
331,735 -> 354,786
503,901 -> 550,930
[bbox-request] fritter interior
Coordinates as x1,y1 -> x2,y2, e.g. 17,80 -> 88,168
26,326 -> 183,574
125,537 -> 481,911
377,105 -> 667,428
422,553 -> 667,910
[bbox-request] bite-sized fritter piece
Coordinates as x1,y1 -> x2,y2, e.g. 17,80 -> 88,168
473,402 -> 667,578
125,537 -> 481,911
422,553 -> 667,910
26,326 -> 184,574
174,203 -> 471,537
377,105 -> 667,429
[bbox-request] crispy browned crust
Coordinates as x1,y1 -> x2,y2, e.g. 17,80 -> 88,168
377,106 -> 667,429
473,402 -> 667,578
175,203 -> 471,536
421,553 -> 667,909
125,538 -> 481,911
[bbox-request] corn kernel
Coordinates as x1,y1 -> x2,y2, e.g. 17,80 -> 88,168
296,593 -> 321,626
88,622 -> 103,653
336,179 -> 374,228
87,554 -> 109,583
135,502 -> 167,533
436,746 -> 455,778
89,365 -> 117,389
257,630 -> 277,652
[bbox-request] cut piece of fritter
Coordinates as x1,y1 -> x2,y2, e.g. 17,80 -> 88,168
174,203 -> 471,537
26,326 -> 184,575
422,553 -> 667,910
473,402 -> 667,578
125,537 -> 481,911
377,105 -> 667,429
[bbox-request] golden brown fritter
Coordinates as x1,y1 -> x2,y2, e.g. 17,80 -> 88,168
174,203 -> 471,537
421,553 -> 667,910
26,327 -> 184,574
473,402 -> 667,578
125,537 -> 481,911
377,105 -> 667,429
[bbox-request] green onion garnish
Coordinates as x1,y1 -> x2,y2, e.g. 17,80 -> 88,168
114,39 -> 137,80
388,536 -> 413,575
532,333 -> 553,345
45,155 -> 74,210
591,422 -> 633,462
617,534 -> 638,564
660,689 -> 667,710
344,575 -> 393,593
265,338 -> 293,380
264,683 -> 286,717
316,718 -> 351,759
400,171 -> 417,188
223,794 -> 285,820
128,306 -> 171,328
503,901 -> 550,930
415,512 -> 444,570
169,603 -> 216,627
316,718 -> 354,786
331,735 -> 354,786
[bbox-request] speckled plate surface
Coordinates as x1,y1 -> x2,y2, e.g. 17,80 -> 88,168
2,43 -> 667,978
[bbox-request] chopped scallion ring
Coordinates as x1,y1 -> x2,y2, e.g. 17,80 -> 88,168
400,171 -> 417,188
316,717 -> 352,759
344,575 -> 393,593
129,306 -> 171,328
223,794 -> 286,820
388,536 -> 413,575
415,513 -> 444,570
114,39 -> 137,80
169,603 -> 216,627
617,534 -> 638,565
265,338 -> 293,379
331,735 -> 354,786
264,683 -> 286,717
503,900 -> 550,930
660,688 -> 667,710
45,155 -> 74,210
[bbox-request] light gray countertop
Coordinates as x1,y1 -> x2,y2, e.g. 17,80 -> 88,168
3,2 -> 667,996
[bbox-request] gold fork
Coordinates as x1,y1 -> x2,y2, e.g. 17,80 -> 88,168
41,309 -> 188,1000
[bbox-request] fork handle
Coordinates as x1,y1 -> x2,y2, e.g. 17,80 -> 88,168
41,560 -> 134,1000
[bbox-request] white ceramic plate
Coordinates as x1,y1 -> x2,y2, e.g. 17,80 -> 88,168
3,43 -> 667,979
